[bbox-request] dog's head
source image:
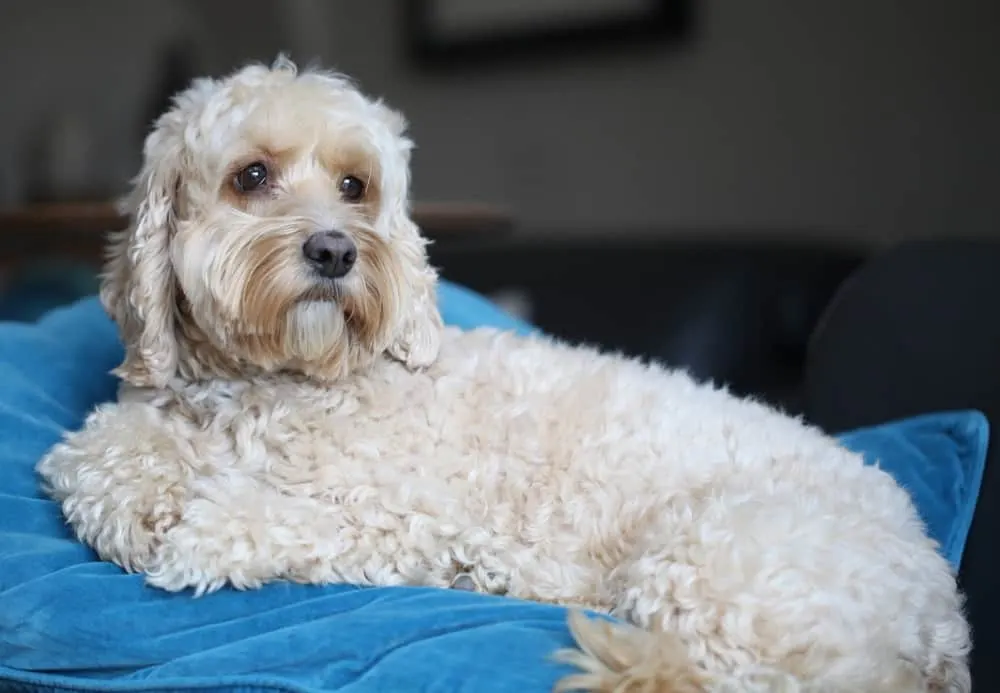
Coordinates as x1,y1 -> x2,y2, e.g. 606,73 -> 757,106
102,56 -> 442,387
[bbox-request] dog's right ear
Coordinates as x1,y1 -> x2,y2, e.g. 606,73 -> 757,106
101,119 -> 185,388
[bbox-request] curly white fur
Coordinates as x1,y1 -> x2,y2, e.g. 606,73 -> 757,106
37,57 -> 970,693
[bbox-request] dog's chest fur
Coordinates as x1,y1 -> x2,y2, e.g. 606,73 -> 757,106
129,327 -> 698,523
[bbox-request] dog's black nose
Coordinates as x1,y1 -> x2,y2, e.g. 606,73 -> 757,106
302,231 -> 357,279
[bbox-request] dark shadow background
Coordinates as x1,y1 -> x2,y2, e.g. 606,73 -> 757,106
1,1 -> 997,238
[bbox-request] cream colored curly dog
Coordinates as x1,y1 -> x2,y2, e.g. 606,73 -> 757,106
38,58 -> 970,692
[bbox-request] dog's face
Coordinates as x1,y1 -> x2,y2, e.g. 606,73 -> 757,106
102,57 -> 442,387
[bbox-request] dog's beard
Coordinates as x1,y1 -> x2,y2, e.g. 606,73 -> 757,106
173,214 -> 402,376
285,300 -> 348,363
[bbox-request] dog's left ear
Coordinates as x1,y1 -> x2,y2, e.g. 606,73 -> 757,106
374,102 -> 443,370
101,116 -> 185,387
385,216 -> 443,370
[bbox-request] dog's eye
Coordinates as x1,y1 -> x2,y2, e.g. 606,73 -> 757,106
235,162 -> 269,192
339,175 -> 365,202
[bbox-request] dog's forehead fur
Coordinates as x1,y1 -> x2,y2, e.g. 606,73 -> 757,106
163,59 -> 411,213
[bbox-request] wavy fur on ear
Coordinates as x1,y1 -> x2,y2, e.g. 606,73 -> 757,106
101,115 -> 186,387
374,102 -> 443,370
385,216 -> 443,370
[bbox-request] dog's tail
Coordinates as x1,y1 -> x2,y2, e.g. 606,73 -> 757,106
553,611 -> 714,693
554,611 -> 945,693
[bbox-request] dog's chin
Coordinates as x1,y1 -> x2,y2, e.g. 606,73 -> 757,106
285,297 -> 349,363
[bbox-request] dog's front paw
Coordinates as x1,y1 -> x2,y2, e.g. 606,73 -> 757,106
59,481 -> 186,577
142,506 -> 275,596
143,529 -> 233,596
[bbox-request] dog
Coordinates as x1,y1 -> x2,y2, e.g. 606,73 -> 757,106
37,57 -> 970,692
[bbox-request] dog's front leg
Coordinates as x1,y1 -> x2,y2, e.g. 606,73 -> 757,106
37,402 -> 191,576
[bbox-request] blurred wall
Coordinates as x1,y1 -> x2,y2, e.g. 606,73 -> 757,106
0,0 -> 997,243
0,0 -> 284,206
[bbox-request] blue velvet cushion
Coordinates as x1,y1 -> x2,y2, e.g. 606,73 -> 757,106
0,281 -> 988,693
838,412 -> 987,569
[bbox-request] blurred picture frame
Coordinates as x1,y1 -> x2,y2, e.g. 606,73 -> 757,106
403,0 -> 693,68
